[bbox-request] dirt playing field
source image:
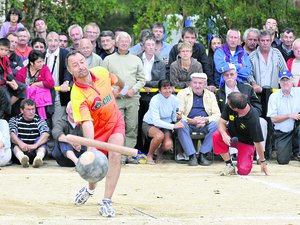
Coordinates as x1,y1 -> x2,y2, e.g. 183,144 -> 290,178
0,158 -> 300,225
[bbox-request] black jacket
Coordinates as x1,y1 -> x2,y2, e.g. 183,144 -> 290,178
216,81 -> 262,116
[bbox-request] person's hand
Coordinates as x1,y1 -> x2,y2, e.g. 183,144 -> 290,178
144,87 -> 152,93
6,80 -> 18,90
72,143 -> 81,152
174,120 -> 185,129
289,113 -> 300,121
207,85 -> 216,93
112,88 -> 122,98
222,133 -> 231,146
260,161 -> 269,175
15,66 -> 22,71
195,116 -> 206,128
28,144 -> 38,152
19,142 -> 30,152
252,83 -> 262,93
60,81 -> 69,92
186,118 -> 197,126
125,88 -> 135,97
176,111 -> 182,120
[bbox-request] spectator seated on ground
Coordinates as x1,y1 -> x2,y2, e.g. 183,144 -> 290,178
142,80 -> 184,164
176,72 -> 220,166
0,37 -> 26,119
16,50 -> 54,119
170,41 -> 203,89
9,99 -> 50,168
52,102 -> 86,167
0,119 -> 12,166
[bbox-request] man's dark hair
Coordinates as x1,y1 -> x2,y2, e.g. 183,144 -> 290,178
6,8 -> 23,23
59,32 -> 68,36
259,29 -> 272,41
151,22 -> 165,33
158,79 -> 172,90
142,33 -> 155,46
33,18 -> 46,27
138,29 -> 152,43
182,26 -> 197,39
28,49 -> 45,63
20,99 -> 36,109
65,50 -> 84,68
100,30 -> 115,40
0,38 -> 10,48
228,92 -> 248,109
32,37 -> 46,48
282,28 -> 296,37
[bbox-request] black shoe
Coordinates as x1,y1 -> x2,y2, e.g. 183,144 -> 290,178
188,154 -> 198,166
198,153 -> 212,166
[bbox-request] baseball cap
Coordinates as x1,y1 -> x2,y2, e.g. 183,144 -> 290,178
190,72 -> 207,80
222,63 -> 236,73
279,70 -> 293,80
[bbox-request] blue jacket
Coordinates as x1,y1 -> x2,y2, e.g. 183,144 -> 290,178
214,43 -> 251,87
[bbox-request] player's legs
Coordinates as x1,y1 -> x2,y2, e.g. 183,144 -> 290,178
236,142 -> 254,175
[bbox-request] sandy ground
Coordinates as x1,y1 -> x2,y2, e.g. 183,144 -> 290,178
0,158 -> 300,225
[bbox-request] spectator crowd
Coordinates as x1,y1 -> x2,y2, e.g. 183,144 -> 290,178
1,8 -> 300,177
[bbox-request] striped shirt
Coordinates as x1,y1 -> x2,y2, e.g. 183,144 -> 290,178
9,114 -> 49,144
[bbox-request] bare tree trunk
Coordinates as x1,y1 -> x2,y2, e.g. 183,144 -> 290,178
29,0 -> 41,37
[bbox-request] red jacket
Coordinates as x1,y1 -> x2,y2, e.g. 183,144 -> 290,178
286,58 -> 300,87
16,64 -> 55,89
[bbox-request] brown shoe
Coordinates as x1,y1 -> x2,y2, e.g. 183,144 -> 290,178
33,157 -> 43,168
20,155 -> 29,168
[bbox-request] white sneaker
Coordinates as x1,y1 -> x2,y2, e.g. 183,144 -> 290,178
33,157 -> 43,168
20,155 -> 29,168
100,198 -> 115,217
74,186 -> 94,205
220,164 -> 236,176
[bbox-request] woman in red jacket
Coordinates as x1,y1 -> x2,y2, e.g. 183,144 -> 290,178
16,50 -> 54,89
15,50 -> 54,119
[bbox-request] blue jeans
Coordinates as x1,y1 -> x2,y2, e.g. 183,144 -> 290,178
177,120 -> 218,156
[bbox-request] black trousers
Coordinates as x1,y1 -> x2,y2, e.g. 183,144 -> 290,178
273,125 -> 300,164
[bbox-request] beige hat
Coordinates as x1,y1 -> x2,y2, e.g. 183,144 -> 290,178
190,72 -> 207,80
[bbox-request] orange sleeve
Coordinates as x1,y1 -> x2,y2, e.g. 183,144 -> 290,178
109,73 -> 118,86
71,86 -> 93,123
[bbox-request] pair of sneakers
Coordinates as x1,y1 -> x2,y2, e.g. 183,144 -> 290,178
74,186 -> 115,217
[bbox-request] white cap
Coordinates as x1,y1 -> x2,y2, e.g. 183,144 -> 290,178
223,63 -> 236,73
190,72 -> 207,80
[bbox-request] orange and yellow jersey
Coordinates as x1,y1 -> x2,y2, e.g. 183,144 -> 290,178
71,66 -> 124,141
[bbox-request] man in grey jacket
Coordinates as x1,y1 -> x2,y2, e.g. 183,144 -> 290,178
248,30 -> 287,93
